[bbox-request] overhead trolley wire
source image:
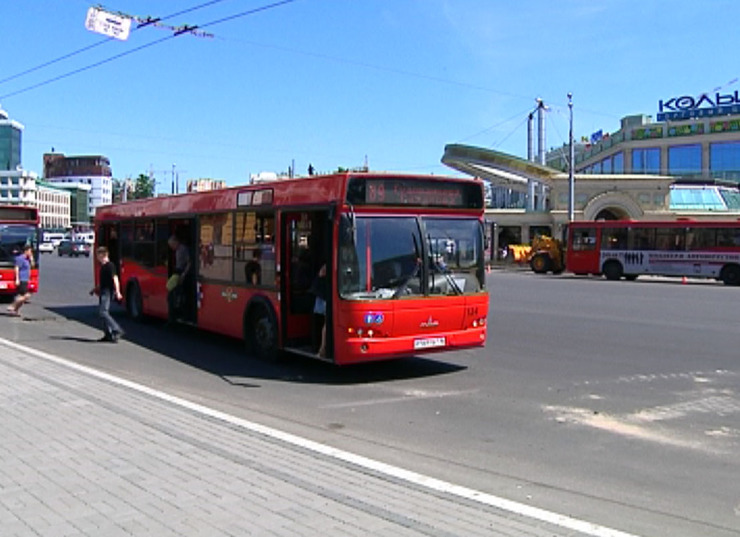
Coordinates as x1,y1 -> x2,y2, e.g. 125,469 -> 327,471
0,0 -> 297,100
0,0 -> 235,87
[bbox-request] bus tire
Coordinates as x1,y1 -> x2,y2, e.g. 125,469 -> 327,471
603,261 -> 623,281
245,300 -> 279,361
720,264 -> 740,286
126,281 -> 145,321
530,253 -> 551,274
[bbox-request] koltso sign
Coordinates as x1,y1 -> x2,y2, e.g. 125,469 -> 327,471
657,91 -> 740,121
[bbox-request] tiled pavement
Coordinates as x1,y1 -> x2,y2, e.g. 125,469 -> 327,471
0,338 -> 635,537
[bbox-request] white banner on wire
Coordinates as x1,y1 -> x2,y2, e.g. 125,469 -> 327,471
85,7 -> 132,41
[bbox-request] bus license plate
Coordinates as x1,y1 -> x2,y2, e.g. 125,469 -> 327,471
0,282 -> 7,289
414,337 -> 446,350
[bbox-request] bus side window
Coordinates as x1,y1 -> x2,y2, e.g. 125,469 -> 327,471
572,228 -> 596,251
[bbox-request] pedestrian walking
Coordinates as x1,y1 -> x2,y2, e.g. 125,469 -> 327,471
6,244 -> 34,316
90,246 -> 124,342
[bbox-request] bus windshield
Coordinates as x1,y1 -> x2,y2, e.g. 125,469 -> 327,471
338,216 -> 484,300
0,224 -> 38,266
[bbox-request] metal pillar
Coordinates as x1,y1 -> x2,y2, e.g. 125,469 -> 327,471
536,99 -> 547,210
568,93 -> 575,222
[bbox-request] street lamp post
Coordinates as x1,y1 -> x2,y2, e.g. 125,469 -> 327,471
568,93 -> 575,222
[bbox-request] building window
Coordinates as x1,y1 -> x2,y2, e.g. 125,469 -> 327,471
710,141 -> 740,182
613,152 -> 624,173
668,144 -> 702,177
602,156 -> 613,174
632,148 -> 661,174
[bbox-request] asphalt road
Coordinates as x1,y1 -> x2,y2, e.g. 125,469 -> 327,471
3,253 -> 739,537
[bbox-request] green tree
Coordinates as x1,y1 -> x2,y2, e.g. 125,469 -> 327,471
133,173 -> 155,199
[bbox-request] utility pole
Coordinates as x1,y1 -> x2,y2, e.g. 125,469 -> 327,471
568,93 -> 575,222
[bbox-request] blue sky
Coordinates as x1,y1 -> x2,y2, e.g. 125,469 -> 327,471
2,1 -> 738,193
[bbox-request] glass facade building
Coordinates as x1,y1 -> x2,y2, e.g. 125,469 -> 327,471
550,113 -> 740,187
0,109 -> 22,171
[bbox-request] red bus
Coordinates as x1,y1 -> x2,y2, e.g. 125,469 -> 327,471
0,205 -> 40,297
94,172 -> 489,364
566,220 -> 740,285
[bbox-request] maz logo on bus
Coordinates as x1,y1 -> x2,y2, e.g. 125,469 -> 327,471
419,316 -> 440,329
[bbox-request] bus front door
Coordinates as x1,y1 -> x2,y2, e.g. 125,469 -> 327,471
281,210 -> 332,358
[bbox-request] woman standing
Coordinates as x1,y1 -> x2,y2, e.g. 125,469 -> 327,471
7,244 -> 33,316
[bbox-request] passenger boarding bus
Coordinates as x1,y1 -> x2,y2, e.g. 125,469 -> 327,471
0,206 -> 40,297
566,220 -> 740,285
94,172 -> 489,364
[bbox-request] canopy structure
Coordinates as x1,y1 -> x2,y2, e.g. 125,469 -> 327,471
441,144 -> 562,191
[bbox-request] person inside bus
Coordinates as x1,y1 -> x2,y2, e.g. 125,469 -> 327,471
310,263 -> 327,358
244,248 -> 262,286
167,234 -> 191,325
6,244 -> 34,317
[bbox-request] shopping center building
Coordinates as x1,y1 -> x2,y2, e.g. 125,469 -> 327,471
442,88 -> 740,255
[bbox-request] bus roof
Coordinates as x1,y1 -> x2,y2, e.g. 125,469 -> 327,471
95,172 -> 484,220
0,205 -> 39,224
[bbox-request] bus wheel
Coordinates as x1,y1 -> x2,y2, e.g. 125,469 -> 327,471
720,264 -> 740,286
530,253 -> 551,274
603,261 -> 623,281
245,304 -> 278,361
126,281 -> 144,321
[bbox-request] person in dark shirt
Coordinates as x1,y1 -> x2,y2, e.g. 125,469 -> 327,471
90,246 -> 124,342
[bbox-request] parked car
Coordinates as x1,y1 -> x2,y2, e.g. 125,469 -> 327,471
39,242 -> 54,254
58,240 -> 90,257
43,232 -> 66,247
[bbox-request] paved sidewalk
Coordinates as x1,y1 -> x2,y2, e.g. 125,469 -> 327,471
0,339 -> 632,537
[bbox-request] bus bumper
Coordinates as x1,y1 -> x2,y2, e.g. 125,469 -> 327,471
336,327 -> 487,365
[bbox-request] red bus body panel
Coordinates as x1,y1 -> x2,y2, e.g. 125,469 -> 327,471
0,268 -> 39,296
335,294 -> 488,364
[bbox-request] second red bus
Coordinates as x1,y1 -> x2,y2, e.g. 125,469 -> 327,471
566,220 -> 740,285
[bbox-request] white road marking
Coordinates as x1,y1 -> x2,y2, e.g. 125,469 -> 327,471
0,337 -> 642,537
319,388 -> 479,409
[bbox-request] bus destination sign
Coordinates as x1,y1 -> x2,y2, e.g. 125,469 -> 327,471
346,177 -> 483,209
0,207 -> 37,222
